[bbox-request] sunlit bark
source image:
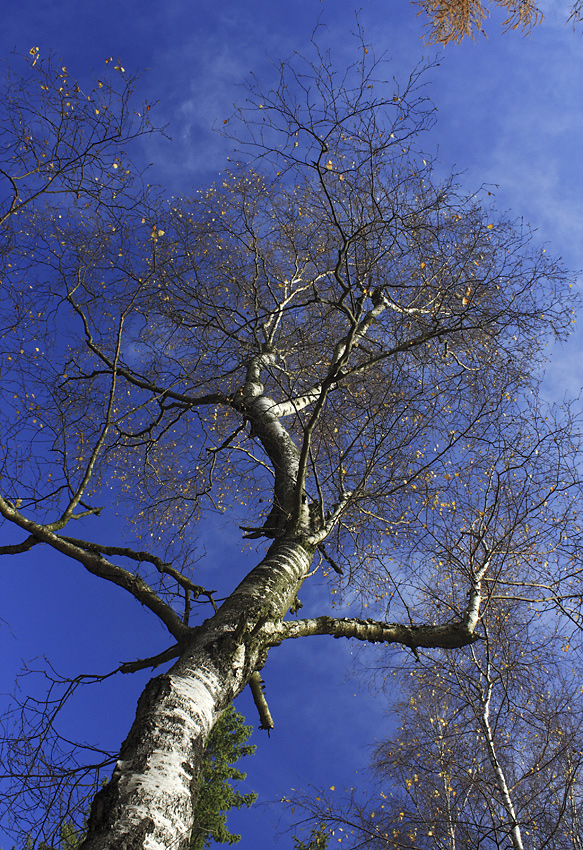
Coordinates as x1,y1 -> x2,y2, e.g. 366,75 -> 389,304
478,676 -> 524,850
0,43 -> 580,849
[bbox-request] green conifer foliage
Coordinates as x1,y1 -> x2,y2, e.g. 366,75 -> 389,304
190,707 -> 257,850
1,711 -> 256,850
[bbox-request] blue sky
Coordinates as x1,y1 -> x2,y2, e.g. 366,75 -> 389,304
0,0 -> 582,847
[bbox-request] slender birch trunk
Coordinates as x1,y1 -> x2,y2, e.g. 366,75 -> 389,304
479,681 -> 525,850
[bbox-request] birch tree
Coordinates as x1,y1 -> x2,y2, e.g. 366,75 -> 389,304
360,610 -> 583,850
280,439 -> 583,849
0,42 -> 580,849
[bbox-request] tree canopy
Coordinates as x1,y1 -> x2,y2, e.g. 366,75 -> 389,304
0,40 -> 581,849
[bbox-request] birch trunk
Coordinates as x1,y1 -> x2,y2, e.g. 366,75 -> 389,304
79,538 -> 314,850
479,682 -> 525,850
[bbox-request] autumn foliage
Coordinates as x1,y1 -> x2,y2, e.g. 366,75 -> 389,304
0,41 -> 582,849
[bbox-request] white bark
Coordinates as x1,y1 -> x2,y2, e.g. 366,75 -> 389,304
479,679 -> 525,850
82,644 -> 224,849
269,388 -> 322,418
79,538 -> 314,849
268,615 -> 479,649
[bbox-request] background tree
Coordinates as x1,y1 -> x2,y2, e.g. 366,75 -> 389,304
279,453 -> 583,849
0,39 -> 580,849
283,617 -> 583,850
190,706 -> 256,850
368,610 -> 583,850
415,0 -> 582,44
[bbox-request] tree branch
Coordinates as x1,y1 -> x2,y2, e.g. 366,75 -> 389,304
248,671 -> 275,733
316,543 -> 343,574
268,387 -> 323,418
308,493 -> 354,546
0,497 -> 190,642
119,644 -> 182,674
266,615 -> 482,650
57,536 -> 216,606
0,533 -> 39,555
67,294 -> 229,409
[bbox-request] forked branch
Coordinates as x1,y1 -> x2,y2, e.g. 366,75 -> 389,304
0,497 -> 190,641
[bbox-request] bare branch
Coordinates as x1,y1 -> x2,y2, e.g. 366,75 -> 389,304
248,672 -> 275,733
266,615 -> 482,649
119,644 -> 182,674
0,497 -> 190,641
